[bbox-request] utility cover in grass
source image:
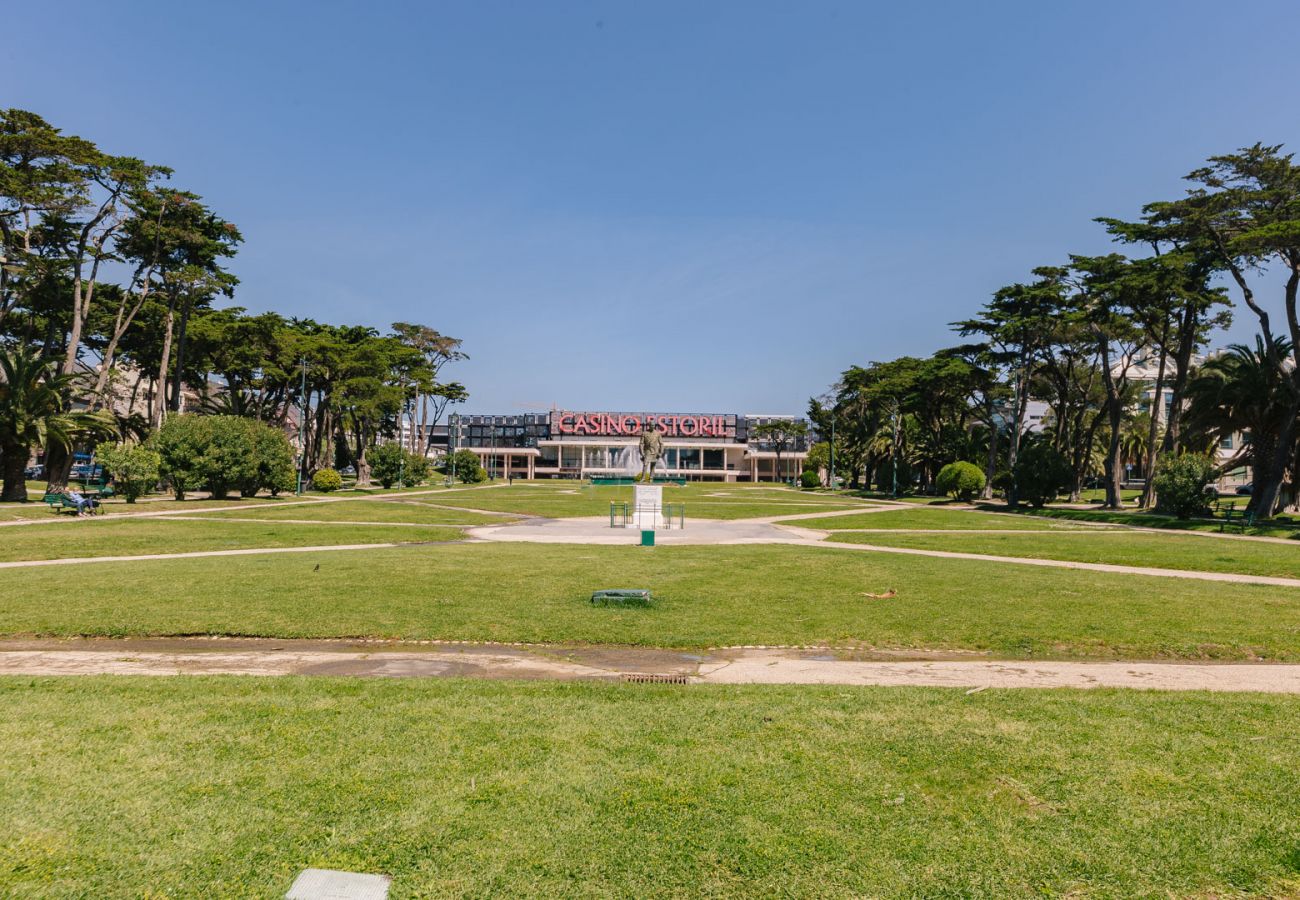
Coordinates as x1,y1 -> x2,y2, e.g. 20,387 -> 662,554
286,868 -> 390,899
591,588 -> 653,607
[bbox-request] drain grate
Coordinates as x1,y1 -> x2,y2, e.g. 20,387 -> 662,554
621,673 -> 690,685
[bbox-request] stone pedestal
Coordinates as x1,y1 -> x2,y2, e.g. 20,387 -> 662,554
632,483 -> 663,530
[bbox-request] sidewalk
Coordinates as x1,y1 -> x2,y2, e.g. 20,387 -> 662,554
4,638 -> 1299,692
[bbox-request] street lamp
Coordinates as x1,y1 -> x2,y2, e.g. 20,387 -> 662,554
445,411 -> 462,486
829,414 -> 835,490
891,400 -> 900,499
295,358 -> 307,495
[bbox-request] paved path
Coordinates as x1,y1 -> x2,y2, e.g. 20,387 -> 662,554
3,639 -> 1299,692
468,516 -> 827,545
0,543 -> 410,569
3,515 -> 1296,587
0,483 -> 509,528
811,539 -> 1300,588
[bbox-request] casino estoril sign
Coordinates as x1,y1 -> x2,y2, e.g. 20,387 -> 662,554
551,411 -> 736,439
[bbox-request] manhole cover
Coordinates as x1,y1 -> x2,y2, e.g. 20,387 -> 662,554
621,673 -> 690,685
286,868 -> 390,900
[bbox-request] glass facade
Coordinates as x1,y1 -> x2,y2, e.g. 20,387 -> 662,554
424,410 -> 813,481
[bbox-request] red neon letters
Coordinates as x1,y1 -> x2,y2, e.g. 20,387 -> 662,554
553,412 -> 733,439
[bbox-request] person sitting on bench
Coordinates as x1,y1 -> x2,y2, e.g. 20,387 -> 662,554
64,489 -> 97,516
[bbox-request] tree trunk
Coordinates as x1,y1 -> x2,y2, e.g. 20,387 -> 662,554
981,417 -> 998,500
1104,403 -> 1124,510
1139,346 -> 1168,509
154,296 -> 177,429
1,443 -> 31,502
355,424 -> 371,487
1006,361 -> 1029,508
43,444 -> 73,493
170,300 -> 192,413
1251,396 -> 1300,517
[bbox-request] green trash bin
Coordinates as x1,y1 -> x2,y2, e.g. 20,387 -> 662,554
640,529 -> 655,547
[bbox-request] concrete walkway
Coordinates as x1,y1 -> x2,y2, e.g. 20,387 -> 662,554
0,483 -> 510,528
4,638 -> 1299,692
812,539 -> 1300,588
0,542 -> 412,569
467,516 -> 827,545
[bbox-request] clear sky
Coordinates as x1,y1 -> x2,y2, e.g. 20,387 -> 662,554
9,1 -> 1300,414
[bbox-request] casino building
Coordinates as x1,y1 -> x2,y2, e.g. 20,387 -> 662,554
420,410 -> 812,482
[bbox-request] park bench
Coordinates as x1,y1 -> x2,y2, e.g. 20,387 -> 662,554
41,492 -> 104,515
1216,501 -> 1254,533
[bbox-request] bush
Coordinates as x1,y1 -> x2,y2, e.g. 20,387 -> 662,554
936,461 -> 986,501
95,443 -> 161,503
404,451 -> 431,485
312,467 -> 343,492
151,415 -> 296,500
442,449 -> 486,484
800,470 -> 822,489
150,415 -> 211,500
369,442 -> 406,489
243,421 -> 297,497
1153,452 -> 1216,519
1012,444 -> 1072,508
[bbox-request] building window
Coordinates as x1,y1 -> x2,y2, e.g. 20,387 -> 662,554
1220,436 -> 1234,450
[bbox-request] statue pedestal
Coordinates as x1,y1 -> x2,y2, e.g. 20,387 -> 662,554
632,484 -> 664,530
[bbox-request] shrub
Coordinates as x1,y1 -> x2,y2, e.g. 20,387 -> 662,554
243,421 -> 297,497
152,415 -> 297,500
151,415 -> 212,500
1153,452 -> 1216,519
936,461 -> 986,501
369,442 -> 406,489
1012,444 -> 1072,508
95,443 -> 161,503
442,449 -> 486,484
800,470 -> 822,489
404,451 -> 431,485
312,467 -> 343,492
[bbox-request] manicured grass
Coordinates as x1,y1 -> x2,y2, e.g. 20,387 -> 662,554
422,483 -> 871,520
202,497 -> 507,525
796,508 -> 1076,531
0,519 -> 465,562
3,543 -> 1298,659
824,529 -> 1300,579
0,495 -> 283,523
1016,506 -> 1300,540
1,678 -> 1297,898
1072,488 -> 1142,503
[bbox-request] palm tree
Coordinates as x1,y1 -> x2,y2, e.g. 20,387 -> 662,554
1184,336 -> 1292,514
0,347 -> 118,502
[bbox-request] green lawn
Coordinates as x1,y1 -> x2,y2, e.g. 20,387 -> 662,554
1071,488 -> 1143,504
411,482 -> 872,520
202,497 -> 507,525
1,678 -> 1296,898
796,508 -> 1078,531
823,529 -> 1300,579
1014,505 -> 1300,540
0,495 -> 284,523
0,519 -> 465,562
3,543 -> 1298,659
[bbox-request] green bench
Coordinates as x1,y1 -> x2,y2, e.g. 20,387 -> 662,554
1217,501 -> 1254,533
41,491 -> 107,515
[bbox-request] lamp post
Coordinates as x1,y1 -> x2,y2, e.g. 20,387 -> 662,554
828,414 -> 835,490
295,358 -> 307,495
398,398 -> 412,489
445,411 -> 461,486
891,400 -> 900,499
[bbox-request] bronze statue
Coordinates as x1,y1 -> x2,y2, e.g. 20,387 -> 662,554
638,423 -> 665,480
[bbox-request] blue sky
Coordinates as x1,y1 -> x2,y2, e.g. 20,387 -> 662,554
9,1 -> 1300,414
